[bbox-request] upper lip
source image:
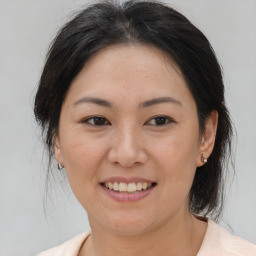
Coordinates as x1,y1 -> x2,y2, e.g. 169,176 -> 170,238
100,176 -> 156,184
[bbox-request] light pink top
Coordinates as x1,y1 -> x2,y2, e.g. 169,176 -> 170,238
37,219 -> 256,256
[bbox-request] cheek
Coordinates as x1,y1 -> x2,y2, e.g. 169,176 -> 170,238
153,127 -> 199,169
60,131 -> 107,190
150,127 -> 199,193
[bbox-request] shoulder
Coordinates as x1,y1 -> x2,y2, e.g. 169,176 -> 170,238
37,231 -> 90,256
198,219 -> 256,256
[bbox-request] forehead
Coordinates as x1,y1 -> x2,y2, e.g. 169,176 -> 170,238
65,43 -> 194,108
76,43 -> 182,84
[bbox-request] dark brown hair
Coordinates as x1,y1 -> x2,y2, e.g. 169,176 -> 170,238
34,0 -> 233,220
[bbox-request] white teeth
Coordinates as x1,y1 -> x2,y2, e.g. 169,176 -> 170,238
103,181 -> 154,193
119,182 -> 127,192
108,182 -> 113,189
136,182 -> 143,191
127,183 -> 136,192
142,182 -> 148,190
113,182 -> 119,191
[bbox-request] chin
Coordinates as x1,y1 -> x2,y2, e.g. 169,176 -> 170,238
99,212 -> 158,236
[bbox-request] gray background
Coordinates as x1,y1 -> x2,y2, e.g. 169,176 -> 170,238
0,0 -> 255,255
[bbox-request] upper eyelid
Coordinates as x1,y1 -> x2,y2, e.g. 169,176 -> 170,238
82,115 -> 106,120
145,115 -> 174,123
82,116 -> 111,125
80,115 -> 175,125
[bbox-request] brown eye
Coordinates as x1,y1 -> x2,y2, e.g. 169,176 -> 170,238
146,116 -> 173,126
83,116 -> 110,126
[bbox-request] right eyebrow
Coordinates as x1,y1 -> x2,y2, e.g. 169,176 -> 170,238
73,97 -> 112,108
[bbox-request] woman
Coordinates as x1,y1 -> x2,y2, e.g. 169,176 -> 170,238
35,0 -> 256,255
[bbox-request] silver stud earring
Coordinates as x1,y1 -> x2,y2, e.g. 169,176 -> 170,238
58,161 -> 64,170
201,154 -> 208,164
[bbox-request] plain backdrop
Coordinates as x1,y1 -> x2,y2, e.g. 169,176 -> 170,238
0,0 -> 255,255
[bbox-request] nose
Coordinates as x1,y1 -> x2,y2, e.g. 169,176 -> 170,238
107,125 -> 148,167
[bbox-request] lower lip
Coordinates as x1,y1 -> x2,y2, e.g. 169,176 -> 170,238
101,185 -> 155,202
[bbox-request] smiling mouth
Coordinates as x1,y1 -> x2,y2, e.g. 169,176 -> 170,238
101,182 -> 157,193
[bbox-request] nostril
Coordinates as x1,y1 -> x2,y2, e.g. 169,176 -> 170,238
107,139 -> 148,167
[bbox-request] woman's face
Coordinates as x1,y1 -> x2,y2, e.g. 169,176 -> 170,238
55,44 -> 216,235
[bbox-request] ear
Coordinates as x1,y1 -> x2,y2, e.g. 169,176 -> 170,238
197,110 -> 218,167
53,135 -> 63,164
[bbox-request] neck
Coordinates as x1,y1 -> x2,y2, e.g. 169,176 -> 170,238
80,212 -> 207,256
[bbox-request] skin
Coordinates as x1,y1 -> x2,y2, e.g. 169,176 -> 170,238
54,44 -> 218,256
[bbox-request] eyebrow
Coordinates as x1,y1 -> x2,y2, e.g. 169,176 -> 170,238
74,97 -> 112,107
140,97 -> 182,108
73,96 -> 182,108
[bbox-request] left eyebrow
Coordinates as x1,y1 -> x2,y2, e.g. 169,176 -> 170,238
140,97 -> 182,108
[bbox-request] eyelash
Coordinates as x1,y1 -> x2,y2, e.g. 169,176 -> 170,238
82,116 -> 110,126
145,115 -> 174,126
82,115 -> 174,127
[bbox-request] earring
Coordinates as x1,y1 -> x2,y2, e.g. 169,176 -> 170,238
201,154 -> 208,164
58,161 -> 64,170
